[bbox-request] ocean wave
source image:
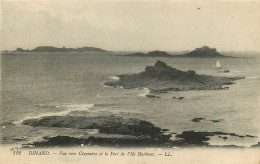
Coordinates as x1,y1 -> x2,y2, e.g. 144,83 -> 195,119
138,88 -> 150,97
102,83 -> 124,89
246,76 -> 258,79
34,104 -> 61,109
109,76 -> 119,80
103,86 -> 150,97
232,70 -> 246,73
12,103 -> 94,125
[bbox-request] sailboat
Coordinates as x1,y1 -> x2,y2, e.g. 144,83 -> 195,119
212,60 -> 222,69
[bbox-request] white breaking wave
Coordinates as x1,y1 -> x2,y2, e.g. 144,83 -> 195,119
138,88 -> 150,97
102,84 -> 111,88
232,70 -> 246,73
34,104 -> 61,109
109,76 -> 119,80
102,83 -> 124,89
12,104 -> 94,125
246,76 -> 258,79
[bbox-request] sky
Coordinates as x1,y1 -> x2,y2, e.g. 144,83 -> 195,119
1,1 -> 260,51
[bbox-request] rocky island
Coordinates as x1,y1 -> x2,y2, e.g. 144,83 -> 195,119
125,50 -> 172,57
123,46 -> 231,58
105,60 -> 244,94
14,46 -> 108,52
180,46 -> 229,58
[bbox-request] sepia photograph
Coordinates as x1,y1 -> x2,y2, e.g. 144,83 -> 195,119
0,0 -> 260,163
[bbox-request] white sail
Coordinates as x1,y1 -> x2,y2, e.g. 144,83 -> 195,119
211,60 -> 222,69
216,60 -> 221,68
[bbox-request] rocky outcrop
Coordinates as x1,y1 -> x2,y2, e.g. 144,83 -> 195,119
22,115 -> 173,147
192,118 -> 205,122
21,114 -> 256,148
104,60 -> 244,93
25,135 -> 173,148
251,142 -> 260,147
22,129 -> 256,148
175,131 -> 256,147
146,95 -> 161,98
22,115 -> 169,139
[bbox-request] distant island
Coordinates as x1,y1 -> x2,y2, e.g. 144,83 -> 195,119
13,46 -> 109,52
180,46 -> 229,58
125,50 -> 173,57
105,60 -> 244,94
124,46 -> 231,58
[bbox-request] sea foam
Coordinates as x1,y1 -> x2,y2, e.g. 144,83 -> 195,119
138,88 -> 150,97
109,76 -> 119,80
246,76 -> 258,79
12,104 -> 94,125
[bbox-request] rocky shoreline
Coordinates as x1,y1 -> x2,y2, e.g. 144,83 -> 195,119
22,115 -> 168,138
104,60 -> 244,94
21,115 -> 256,148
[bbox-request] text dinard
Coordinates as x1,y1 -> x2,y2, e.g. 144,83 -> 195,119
27,151 -> 171,157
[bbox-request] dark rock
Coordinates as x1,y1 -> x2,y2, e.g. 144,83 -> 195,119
175,131 -> 256,146
21,115 -> 175,148
146,95 -> 161,98
155,60 -> 167,67
222,136 -> 228,140
211,119 -> 224,123
22,115 -> 167,138
192,118 -> 205,122
105,60 -> 244,93
175,131 -> 211,146
162,129 -> 169,132
24,135 -> 173,148
28,136 -> 87,147
187,70 -> 196,77
173,97 -> 185,100
214,144 -> 243,148
21,128 -> 256,148
246,135 -> 255,138
251,142 -> 260,147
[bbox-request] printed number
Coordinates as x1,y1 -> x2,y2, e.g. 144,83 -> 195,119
13,151 -> 21,155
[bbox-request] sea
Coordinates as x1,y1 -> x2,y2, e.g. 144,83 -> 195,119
1,52 -> 259,147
